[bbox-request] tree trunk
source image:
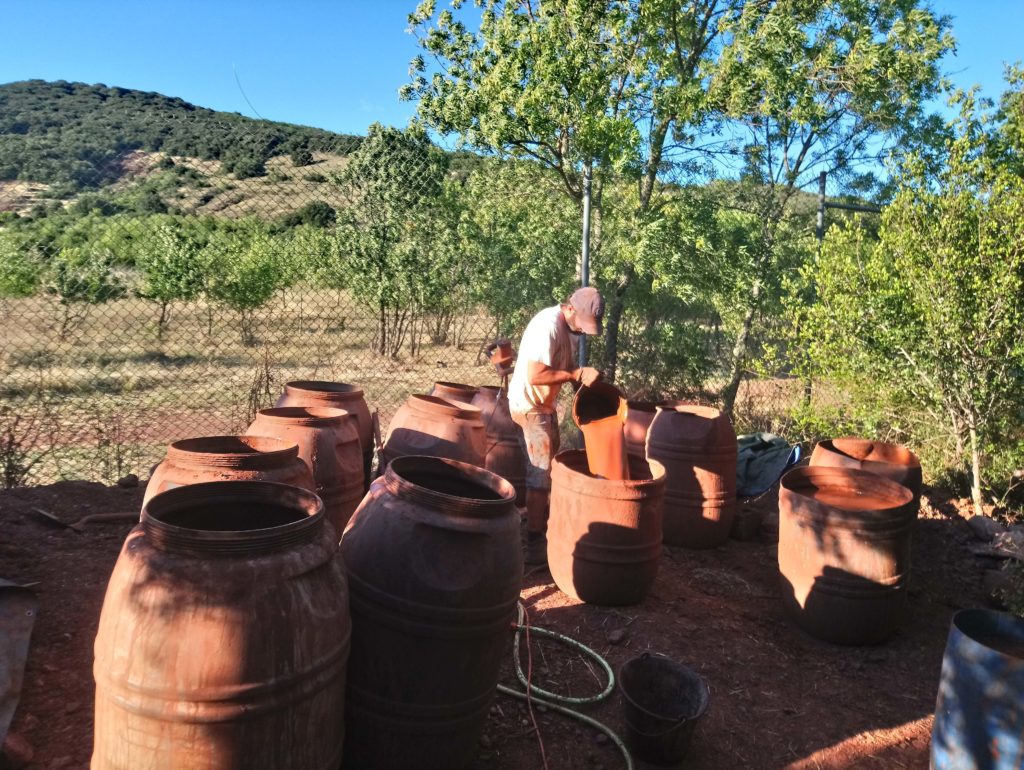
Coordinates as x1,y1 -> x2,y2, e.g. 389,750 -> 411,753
969,425 -> 984,517
722,279 -> 762,418
603,264 -> 635,384
376,301 -> 387,356
157,302 -> 170,341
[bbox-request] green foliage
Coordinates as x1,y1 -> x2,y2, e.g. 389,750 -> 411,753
290,148 -> 314,167
798,91 -> 1024,515
0,231 -> 41,297
0,80 -> 360,189
334,124 -> 449,357
135,223 -> 205,339
281,200 -> 336,229
201,224 -> 284,345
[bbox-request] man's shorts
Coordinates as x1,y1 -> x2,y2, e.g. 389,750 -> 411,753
510,410 -> 560,491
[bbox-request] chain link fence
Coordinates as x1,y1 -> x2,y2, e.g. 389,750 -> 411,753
0,83 -> 807,487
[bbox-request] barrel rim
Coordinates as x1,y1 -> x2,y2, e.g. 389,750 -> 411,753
283,380 -> 365,400
815,437 -> 922,471
166,435 -> 301,469
572,381 -> 627,428
255,405 -> 358,428
950,608 -> 1024,660
553,449 -> 666,494
408,393 -> 483,420
780,465 -> 913,515
385,454 -> 515,513
432,380 -> 480,396
142,480 -> 324,555
652,403 -> 723,420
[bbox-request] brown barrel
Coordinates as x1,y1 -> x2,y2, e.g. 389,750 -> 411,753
143,435 -> 314,508
340,456 -> 521,770
93,481 -> 350,769
382,394 -> 486,468
471,385 -> 527,506
246,407 -> 364,537
623,399 -> 688,458
429,381 -> 480,405
276,380 -> 374,492
778,466 -> 915,645
646,405 -> 737,548
810,437 -> 922,508
548,450 -> 665,605
572,382 -> 629,480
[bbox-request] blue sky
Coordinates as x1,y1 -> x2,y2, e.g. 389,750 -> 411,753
1,1 -> 1021,136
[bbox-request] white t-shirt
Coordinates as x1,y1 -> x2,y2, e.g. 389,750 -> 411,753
508,305 -> 578,413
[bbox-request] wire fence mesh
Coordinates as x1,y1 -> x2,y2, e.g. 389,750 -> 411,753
0,90 -> 809,487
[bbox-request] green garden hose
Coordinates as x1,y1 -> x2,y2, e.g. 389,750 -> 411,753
497,602 -> 634,770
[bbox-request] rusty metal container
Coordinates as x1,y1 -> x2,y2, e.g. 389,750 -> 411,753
382,394 -> 486,469
340,455 -> 520,770
572,382 -> 630,480
646,405 -> 737,549
471,385 -> 527,506
276,380 -> 374,492
548,450 -> 665,605
430,381 -> 480,405
623,400 -> 688,458
778,466 -> 915,645
810,437 -> 922,509
93,481 -> 351,769
143,435 -> 314,508
246,406 -> 364,537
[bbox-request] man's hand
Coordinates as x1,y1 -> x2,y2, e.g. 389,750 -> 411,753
574,367 -> 604,387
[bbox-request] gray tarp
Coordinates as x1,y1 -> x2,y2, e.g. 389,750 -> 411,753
0,579 -> 37,746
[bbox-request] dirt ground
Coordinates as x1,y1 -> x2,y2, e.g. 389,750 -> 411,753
0,478 -> 990,770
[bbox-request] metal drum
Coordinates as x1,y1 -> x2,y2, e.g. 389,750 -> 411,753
471,385 -> 527,506
382,394 -> 486,469
810,437 -> 922,510
778,466 -> 914,645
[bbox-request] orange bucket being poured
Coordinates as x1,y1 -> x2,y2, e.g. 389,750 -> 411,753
572,382 -> 630,480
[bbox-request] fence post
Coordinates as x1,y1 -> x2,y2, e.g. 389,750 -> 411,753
578,163 -> 592,368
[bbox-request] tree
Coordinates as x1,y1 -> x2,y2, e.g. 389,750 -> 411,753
706,0 -> 952,414
136,222 -> 204,339
44,244 -> 126,340
404,0 -> 731,381
202,225 -> 283,346
334,123 -> 448,357
404,0 -> 952,398
0,231 -> 41,298
799,92 -> 1024,516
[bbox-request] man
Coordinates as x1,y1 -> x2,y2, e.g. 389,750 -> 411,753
507,287 -> 604,565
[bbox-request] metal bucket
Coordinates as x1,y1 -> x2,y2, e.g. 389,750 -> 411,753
931,608 -> 1024,769
619,653 -> 709,764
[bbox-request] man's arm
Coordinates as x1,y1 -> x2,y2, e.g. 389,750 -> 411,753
527,360 -> 602,387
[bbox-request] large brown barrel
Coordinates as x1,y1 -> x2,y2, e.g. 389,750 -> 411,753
646,405 -> 737,548
471,385 -> 527,506
143,435 -> 314,507
548,450 -> 665,605
778,466 -> 915,645
246,406 -> 364,537
430,381 -> 480,405
276,380 -> 374,492
382,394 -> 486,468
623,399 -> 688,458
93,481 -> 350,769
810,437 -> 922,508
340,456 -> 521,770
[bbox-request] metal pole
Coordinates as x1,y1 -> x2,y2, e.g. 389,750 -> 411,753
578,164 -> 592,368
816,171 -> 826,246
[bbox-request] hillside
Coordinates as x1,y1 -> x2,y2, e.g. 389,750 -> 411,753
0,80 -> 362,190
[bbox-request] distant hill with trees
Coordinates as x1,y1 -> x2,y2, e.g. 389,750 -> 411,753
0,79 -> 362,189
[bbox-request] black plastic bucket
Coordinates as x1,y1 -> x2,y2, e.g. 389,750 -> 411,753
619,653 -> 710,764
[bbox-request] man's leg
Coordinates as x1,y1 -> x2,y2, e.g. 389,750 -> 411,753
511,410 -> 560,565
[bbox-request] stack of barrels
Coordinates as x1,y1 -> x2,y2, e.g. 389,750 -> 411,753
92,379 -> 523,770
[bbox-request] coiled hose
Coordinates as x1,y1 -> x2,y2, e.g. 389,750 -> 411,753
497,602 -> 634,770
